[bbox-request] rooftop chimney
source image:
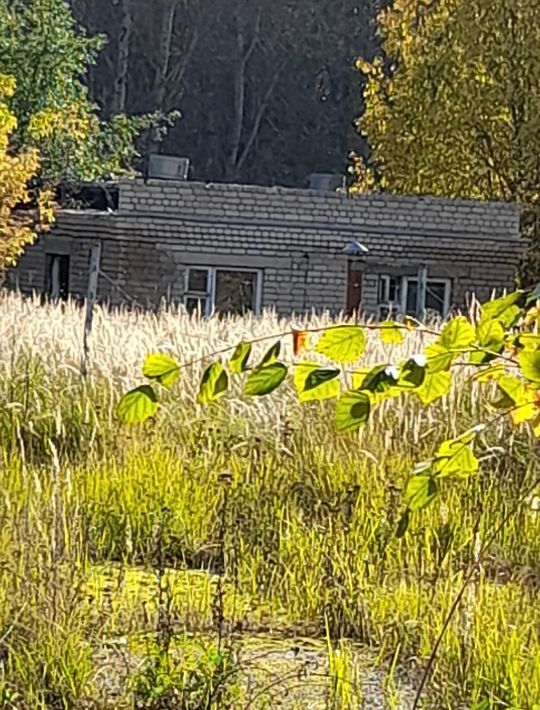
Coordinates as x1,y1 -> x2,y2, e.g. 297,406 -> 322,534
148,154 -> 190,181
307,173 -> 346,192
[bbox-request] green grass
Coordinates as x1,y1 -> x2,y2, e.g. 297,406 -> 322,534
0,293 -> 539,708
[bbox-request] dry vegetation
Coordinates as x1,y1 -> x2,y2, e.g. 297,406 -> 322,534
0,292 -> 539,709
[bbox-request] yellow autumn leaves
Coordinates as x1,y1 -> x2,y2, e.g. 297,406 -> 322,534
354,0 -> 540,207
0,75 -> 42,273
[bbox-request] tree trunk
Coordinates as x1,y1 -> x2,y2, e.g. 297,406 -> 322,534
112,0 -> 133,115
228,20 -> 246,181
227,6 -> 260,181
154,0 -> 178,113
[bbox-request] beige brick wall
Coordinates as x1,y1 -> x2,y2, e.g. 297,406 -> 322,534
10,178 -> 522,316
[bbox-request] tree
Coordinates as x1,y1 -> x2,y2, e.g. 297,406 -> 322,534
72,0 -> 378,186
0,75 -> 52,277
0,0 -> 160,183
353,0 -> 540,281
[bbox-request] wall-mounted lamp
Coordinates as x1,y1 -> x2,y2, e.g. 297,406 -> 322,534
342,240 -> 369,258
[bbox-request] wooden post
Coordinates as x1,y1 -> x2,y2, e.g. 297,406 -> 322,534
81,243 -> 102,377
416,263 -> 428,321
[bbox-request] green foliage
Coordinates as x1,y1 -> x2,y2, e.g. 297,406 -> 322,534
315,326 -> 367,363
470,319 -> 506,364
406,471 -> 439,512
294,363 -> 340,402
229,342 -> 252,374
244,363 -> 288,396
433,427 -> 481,477
0,0 -> 169,183
379,321 -> 405,344
416,371 -> 453,406
116,385 -> 158,424
397,358 -> 426,390
142,353 -> 180,388
334,390 -> 371,433
355,364 -> 400,402
5,290 -> 540,708
439,316 -> 476,350
118,285 -> 540,534
260,341 -> 281,366
517,351 -> 540,384
354,0 -> 540,280
481,291 -> 523,322
198,363 -> 228,404
425,343 -> 454,373
403,427 -> 482,524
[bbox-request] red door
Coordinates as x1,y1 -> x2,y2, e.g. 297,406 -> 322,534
346,263 -> 363,315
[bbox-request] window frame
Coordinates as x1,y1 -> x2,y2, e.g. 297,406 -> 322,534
377,274 -> 452,319
377,274 -> 401,319
378,275 -> 401,306
45,253 -> 70,301
184,266 -> 263,316
401,276 -> 452,318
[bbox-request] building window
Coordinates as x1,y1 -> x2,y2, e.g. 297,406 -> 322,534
402,277 -> 451,318
45,254 -> 70,301
184,267 -> 262,316
377,275 -> 401,318
377,274 -> 451,318
378,275 -> 400,305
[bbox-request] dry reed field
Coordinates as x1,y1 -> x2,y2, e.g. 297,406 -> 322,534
0,292 -> 539,709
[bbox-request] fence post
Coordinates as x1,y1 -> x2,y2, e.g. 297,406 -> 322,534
81,242 -> 102,377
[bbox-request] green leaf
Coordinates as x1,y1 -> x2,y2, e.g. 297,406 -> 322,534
517,333 -> 540,351
116,386 -> 159,424
495,376 -> 538,423
481,291 -> 522,320
469,319 -> 505,364
396,509 -> 410,538
518,350 -> 540,383
379,321 -> 404,344
142,353 -> 180,388
472,363 -> 505,382
498,305 -> 521,328
334,390 -> 371,433
477,318 -> 505,349
198,362 -> 229,404
245,363 -> 287,396
397,358 -> 426,390
416,371 -> 452,405
433,440 -> 479,478
358,364 -> 399,395
439,316 -> 476,350
293,362 -> 340,402
493,375 -> 524,408
260,341 -> 281,366
230,342 -> 252,374
425,343 -> 454,373
315,326 -> 367,363
405,474 -> 439,511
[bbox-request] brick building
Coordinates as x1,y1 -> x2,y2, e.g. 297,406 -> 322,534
9,178 -> 522,318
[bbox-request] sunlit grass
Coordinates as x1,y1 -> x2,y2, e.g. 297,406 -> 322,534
0,292 -> 538,707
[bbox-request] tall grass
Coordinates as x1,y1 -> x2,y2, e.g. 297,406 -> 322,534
0,292 -> 538,708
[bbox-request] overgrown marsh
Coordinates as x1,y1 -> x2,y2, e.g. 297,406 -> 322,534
0,293 -> 538,708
